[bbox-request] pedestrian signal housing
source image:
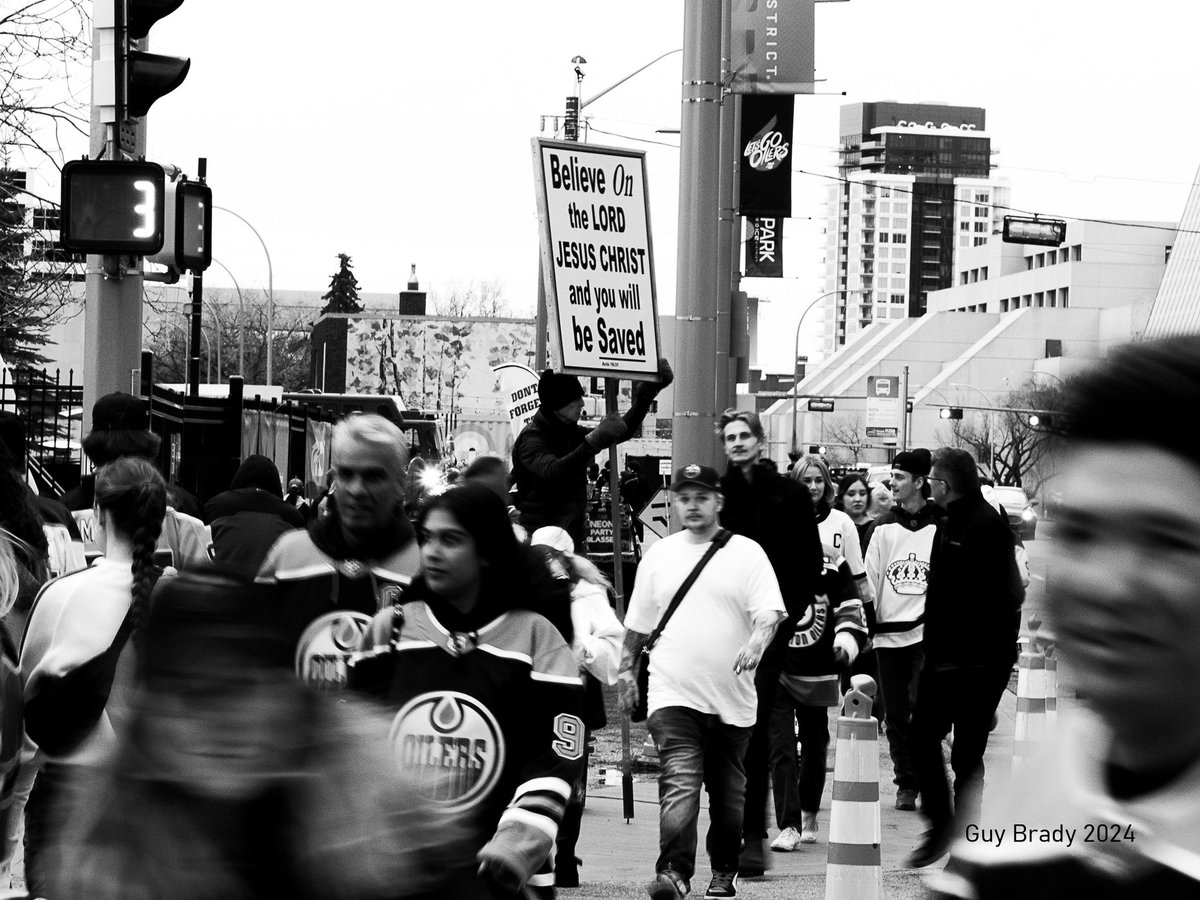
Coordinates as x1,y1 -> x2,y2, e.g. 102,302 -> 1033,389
60,159 -> 165,255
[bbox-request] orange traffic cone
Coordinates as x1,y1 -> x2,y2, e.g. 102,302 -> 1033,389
825,674 -> 882,900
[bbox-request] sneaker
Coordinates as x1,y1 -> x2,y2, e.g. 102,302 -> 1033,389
770,826 -> 804,852
647,868 -> 690,899
704,870 -> 737,899
895,789 -> 918,811
799,811 -> 819,843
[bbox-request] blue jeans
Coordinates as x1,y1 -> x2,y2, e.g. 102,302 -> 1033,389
648,706 -> 753,880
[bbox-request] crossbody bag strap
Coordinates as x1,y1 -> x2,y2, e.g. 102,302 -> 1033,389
646,528 -> 732,651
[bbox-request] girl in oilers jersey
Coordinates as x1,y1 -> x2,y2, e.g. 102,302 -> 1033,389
349,484 -> 585,900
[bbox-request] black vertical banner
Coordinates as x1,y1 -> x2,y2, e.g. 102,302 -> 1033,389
738,95 -> 793,217
745,217 -> 784,277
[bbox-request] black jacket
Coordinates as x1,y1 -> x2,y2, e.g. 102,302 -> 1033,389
719,462 -> 825,662
924,490 -> 1024,669
205,488 -> 305,575
511,399 -> 652,549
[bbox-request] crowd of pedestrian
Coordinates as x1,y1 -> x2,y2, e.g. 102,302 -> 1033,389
1,336 -> 1198,899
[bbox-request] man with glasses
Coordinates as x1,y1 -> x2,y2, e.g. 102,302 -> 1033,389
906,447 -> 1024,868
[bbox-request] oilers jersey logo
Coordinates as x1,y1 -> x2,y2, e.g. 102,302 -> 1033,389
295,610 -> 373,689
389,691 -> 506,813
789,594 -> 829,648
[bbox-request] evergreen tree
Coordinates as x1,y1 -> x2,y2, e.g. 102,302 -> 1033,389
320,252 -> 363,314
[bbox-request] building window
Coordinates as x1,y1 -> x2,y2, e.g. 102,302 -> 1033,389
893,233 -> 907,244
891,294 -> 906,304
1166,244 -> 1173,264
1036,292 -> 1045,307
1061,287 -> 1069,307
975,206 -> 988,217
960,272 -> 969,285
1001,298 -> 1010,312
880,187 -> 892,198
879,232 -> 889,243
1025,256 -> 1033,270
959,220 -> 970,231
1047,289 -> 1056,307
975,192 -> 990,203
974,221 -> 988,233
1023,294 -> 1032,308
1072,245 -> 1082,261
973,237 -> 987,246
980,266 -> 988,281
32,208 -> 60,231
1059,247 -> 1069,263
894,203 -> 908,214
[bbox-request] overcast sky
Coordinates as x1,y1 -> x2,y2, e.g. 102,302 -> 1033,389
23,0 -> 1200,369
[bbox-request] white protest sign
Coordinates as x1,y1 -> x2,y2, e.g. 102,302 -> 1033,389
494,363 -> 541,433
532,139 -> 661,381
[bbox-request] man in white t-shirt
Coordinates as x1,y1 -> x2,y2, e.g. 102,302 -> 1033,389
619,464 -> 786,900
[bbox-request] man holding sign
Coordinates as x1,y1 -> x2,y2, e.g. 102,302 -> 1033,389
510,360 -> 672,551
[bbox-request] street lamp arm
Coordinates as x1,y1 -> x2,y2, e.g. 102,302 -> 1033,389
581,48 -> 682,109
791,289 -> 860,458
948,382 -> 993,407
214,206 -> 275,385
210,257 -> 246,377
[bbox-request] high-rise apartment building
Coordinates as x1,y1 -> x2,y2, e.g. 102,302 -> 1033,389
821,101 -> 1008,355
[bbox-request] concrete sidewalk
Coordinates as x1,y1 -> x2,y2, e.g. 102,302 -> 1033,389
565,686 -> 1025,899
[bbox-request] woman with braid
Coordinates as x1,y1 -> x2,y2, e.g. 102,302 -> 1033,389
18,457 -> 167,896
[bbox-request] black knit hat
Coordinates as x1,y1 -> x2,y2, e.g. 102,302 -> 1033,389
92,392 -> 149,431
537,370 -> 585,411
891,448 -> 932,478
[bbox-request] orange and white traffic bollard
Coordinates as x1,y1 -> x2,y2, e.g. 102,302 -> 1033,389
1012,649 -> 1048,772
1028,614 -> 1058,729
825,674 -> 882,900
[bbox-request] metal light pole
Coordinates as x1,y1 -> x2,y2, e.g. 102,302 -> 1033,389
673,0 -> 723,472
791,289 -> 855,459
214,206 -> 274,385
210,257 -> 246,376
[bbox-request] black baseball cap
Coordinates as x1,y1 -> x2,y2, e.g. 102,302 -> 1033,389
669,463 -> 721,492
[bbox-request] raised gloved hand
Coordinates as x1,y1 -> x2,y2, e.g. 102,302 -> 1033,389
585,413 -> 628,451
631,357 -> 675,404
832,632 -> 860,670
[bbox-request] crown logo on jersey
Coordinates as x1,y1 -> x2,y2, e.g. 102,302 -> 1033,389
885,552 -> 929,595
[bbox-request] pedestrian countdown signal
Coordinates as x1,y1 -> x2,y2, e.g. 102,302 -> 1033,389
60,159 -> 165,255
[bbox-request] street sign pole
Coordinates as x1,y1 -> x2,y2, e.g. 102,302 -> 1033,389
605,377 -> 634,821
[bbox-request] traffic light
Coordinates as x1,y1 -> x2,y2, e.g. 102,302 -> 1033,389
939,407 -> 964,420
148,173 -> 211,273
60,159 -> 165,255
94,0 -> 191,125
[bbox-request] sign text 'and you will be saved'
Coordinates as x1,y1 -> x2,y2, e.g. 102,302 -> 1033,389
532,139 -> 661,380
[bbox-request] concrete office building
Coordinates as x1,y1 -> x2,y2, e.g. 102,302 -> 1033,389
764,218 -> 1175,469
822,101 -> 1009,357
